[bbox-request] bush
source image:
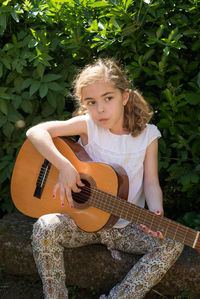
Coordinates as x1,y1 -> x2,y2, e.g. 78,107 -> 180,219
0,0 -> 200,228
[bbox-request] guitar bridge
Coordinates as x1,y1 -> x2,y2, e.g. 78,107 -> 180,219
34,159 -> 51,199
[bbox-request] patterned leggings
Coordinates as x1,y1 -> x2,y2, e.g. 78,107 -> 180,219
31,213 -> 184,299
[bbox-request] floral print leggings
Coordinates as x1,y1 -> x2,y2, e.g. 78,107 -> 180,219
31,213 -> 184,299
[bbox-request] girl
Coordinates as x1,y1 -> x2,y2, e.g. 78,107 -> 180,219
27,59 -> 184,299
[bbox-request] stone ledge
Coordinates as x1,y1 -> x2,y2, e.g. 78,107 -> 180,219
0,212 -> 200,297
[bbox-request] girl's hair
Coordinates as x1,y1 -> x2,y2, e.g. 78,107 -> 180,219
73,58 -> 153,137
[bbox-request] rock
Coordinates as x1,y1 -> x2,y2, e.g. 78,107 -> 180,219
0,212 -> 200,297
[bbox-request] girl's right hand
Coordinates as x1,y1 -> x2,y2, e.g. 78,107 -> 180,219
52,162 -> 84,208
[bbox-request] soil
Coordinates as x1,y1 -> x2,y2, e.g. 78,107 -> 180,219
0,274 -> 99,299
0,274 -> 105,299
0,274 -> 166,299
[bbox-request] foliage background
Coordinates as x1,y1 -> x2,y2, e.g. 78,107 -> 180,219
0,0 -> 200,229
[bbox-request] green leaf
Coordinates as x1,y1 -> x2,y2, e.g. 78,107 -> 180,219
163,46 -> 169,56
14,77 -> 24,93
0,63 -> 3,78
0,160 -> 9,170
12,95 -> 22,109
11,10 -> 20,23
41,101 -> 55,117
124,0 -> 133,10
47,91 -> 57,108
21,99 -> 33,114
37,63 -> 45,78
197,71 -> 200,88
28,39 -> 39,48
185,93 -> 200,105
164,88 -> 173,102
156,24 -> 164,39
22,78 -> 32,89
8,104 -> 23,123
2,122 -> 14,139
0,170 -> 8,184
169,125 -> 176,135
0,14 -> 7,36
30,81 -> 40,96
0,87 -> 10,100
0,114 -> 7,127
3,43 -> 14,51
192,139 -> 200,154
0,99 -> 8,115
191,173 -> 199,184
180,174 -> 191,185
42,74 -> 62,82
39,84 -> 48,98
1,57 -> 11,70
143,49 -> 155,62
90,1 -> 108,7
56,95 -> 65,114
47,82 -> 63,91
158,118 -> 170,128
191,40 -> 200,51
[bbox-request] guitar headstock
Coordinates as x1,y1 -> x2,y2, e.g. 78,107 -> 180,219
194,232 -> 200,254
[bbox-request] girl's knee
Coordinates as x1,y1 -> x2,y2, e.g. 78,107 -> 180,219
173,240 -> 184,255
162,239 -> 184,259
32,213 -> 62,241
38,213 -> 61,226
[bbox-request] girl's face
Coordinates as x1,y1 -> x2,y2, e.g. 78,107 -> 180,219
81,80 -> 129,135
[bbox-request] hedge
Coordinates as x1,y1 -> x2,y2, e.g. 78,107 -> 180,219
0,0 -> 200,228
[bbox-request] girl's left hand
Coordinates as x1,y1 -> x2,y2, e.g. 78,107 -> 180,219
140,210 -> 164,239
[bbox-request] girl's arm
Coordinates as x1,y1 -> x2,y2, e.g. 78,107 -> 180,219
26,115 -> 87,169
26,115 -> 88,207
141,138 -> 164,238
143,138 -> 163,215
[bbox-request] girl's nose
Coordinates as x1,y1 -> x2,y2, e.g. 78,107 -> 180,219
97,102 -> 104,113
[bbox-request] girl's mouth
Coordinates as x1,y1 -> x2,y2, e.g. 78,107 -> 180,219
99,118 -> 108,122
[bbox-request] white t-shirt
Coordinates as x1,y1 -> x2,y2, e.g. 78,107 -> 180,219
79,114 -> 161,228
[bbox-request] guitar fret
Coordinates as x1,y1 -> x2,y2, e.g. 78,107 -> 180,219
127,204 -> 135,221
172,222 -> 180,241
182,227 -> 190,245
159,217 -> 169,238
139,210 -> 147,226
148,213 -> 155,230
89,187 -> 199,250
152,215 -> 162,232
115,197 -> 123,217
133,206 -> 142,224
122,205 -> 129,220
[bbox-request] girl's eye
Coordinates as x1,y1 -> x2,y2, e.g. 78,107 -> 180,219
87,100 -> 96,106
105,97 -> 112,102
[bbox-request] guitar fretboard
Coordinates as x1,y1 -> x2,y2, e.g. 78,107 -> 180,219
88,187 -> 197,248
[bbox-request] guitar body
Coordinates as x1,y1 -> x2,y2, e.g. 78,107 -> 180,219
11,137 -> 129,232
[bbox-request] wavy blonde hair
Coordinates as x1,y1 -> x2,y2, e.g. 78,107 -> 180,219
73,58 -> 153,137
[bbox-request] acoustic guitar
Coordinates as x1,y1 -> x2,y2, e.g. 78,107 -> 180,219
11,137 -> 200,253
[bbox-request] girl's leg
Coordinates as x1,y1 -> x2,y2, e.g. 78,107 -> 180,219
99,223 -> 184,299
31,213 -> 99,299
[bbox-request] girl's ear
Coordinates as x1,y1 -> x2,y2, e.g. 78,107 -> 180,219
122,89 -> 130,105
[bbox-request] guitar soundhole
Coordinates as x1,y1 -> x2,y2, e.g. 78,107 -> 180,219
72,178 -> 93,209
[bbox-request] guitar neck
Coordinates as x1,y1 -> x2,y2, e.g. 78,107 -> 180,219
89,188 -> 198,248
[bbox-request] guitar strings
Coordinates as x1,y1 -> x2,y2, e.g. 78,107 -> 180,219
76,193 -> 197,245
42,179 -> 197,245
73,185 -> 197,244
